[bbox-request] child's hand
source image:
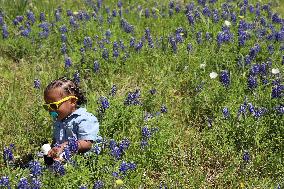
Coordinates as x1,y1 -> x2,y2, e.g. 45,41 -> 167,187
48,146 -> 64,159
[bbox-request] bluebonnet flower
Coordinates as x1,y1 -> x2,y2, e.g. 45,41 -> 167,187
64,56 -> 72,68
230,12 -> 236,23
243,151 -> 250,162
94,60 -> 100,73
98,96 -> 110,111
267,44 -> 274,54
110,85 -> 117,96
249,64 -> 260,76
271,84 -> 284,98
272,13 -> 282,24
112,171 -> 119,178
66,10 -> 73,17
0,16 -> 3,26
142,126 -> 151,139
117,0 -> 122,8
68,136 -> 78,153
93,180 -> 104,189
212,9 -> 219,23
59,25 -> 68,33
161,105 -> 167,113
254,107 -> 267,118
222,107 -> 230,118
259,63 -> 268,75
83,36 -> 93,49
61,43 -> 67,54
119,138 -> 130,152
238,104 -> 247,118
202,6 -> 211,17
119,161 -> 129,174
249,44 -> 261,60
168,9 -> 174,17
55,10 -> 61,22
39,12 -> 45,22
135,40 -> 143,52
169,36 -> 177,53
27,11 -> 36,23
124,89 -> 140,105
28,161 -> 42,177
34,79 -> 41,89
187,43 -> 193,53
145,28 -> 154,48
113,49 -> 119,58
247,75 -> 258,90
0,176 -> 11,189
129,37 -> 135,47
102,48 -> 109,60
61,34 -> 67,42
62,146 -> 71,161
52,161 -> 65,175
30,178 -> 41,189
248,103 -> 255,115
244,55 -> 251,65
219,70 -> 230,87
144,8 -> 150,18
149,88 -> 156,95
3,146 -> 13,162
17,178 -> 29,189
91,144 -> 101,155
20,28 -> 31,37
69,16 -> 77,28
274,105 -> 284,114
205,32 -> 212,41
248,5 -> 254,13
120,19 -> 134,33
2,24 -> 8,39
186,13 -> 194,25
141,139 -> 148,148
97,0 -> 102,8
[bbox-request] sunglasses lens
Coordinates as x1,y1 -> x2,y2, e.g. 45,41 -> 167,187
50,104 -> 58,110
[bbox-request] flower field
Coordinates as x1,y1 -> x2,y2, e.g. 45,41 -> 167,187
0,0 -> 283,188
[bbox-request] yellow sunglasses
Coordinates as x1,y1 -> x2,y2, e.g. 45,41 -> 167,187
43,96 -> 78,111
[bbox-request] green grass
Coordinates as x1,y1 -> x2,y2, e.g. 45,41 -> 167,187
0,0 -> 284,188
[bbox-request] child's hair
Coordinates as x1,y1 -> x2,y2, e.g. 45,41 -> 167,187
44,77 -> 87,105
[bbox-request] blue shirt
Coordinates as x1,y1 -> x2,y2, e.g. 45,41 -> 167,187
53,108 -> 100,144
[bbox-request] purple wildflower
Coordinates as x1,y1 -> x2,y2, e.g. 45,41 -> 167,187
93,180 -> 104,189
28,161 -> 42,177
2,24 -> 8,39
64,56 -> 72,68
68,136 -> 78,153
34,79 -> 41,89
243,151 -> 250,162
52,161 -> 65,175
17,177 -> 29,189
219,70 -> 230,87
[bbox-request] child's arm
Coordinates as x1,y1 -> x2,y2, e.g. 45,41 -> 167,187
77,140 -> 93,153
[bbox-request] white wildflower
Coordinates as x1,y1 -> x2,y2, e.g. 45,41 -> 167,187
224,20 -> 231,27
210,72 -> 218,79
272,68 -> 280,74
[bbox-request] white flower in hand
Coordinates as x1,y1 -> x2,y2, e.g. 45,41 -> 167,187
41,144 -> 51,155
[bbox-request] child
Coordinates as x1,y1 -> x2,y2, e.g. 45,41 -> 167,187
43,77 -> 100,160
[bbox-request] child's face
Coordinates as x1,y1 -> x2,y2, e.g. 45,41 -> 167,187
44,87 -> 77,121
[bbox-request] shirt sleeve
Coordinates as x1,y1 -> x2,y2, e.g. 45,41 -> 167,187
76,115 -> 100,141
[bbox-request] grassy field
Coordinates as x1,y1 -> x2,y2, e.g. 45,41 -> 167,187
0,0 -> 284,188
